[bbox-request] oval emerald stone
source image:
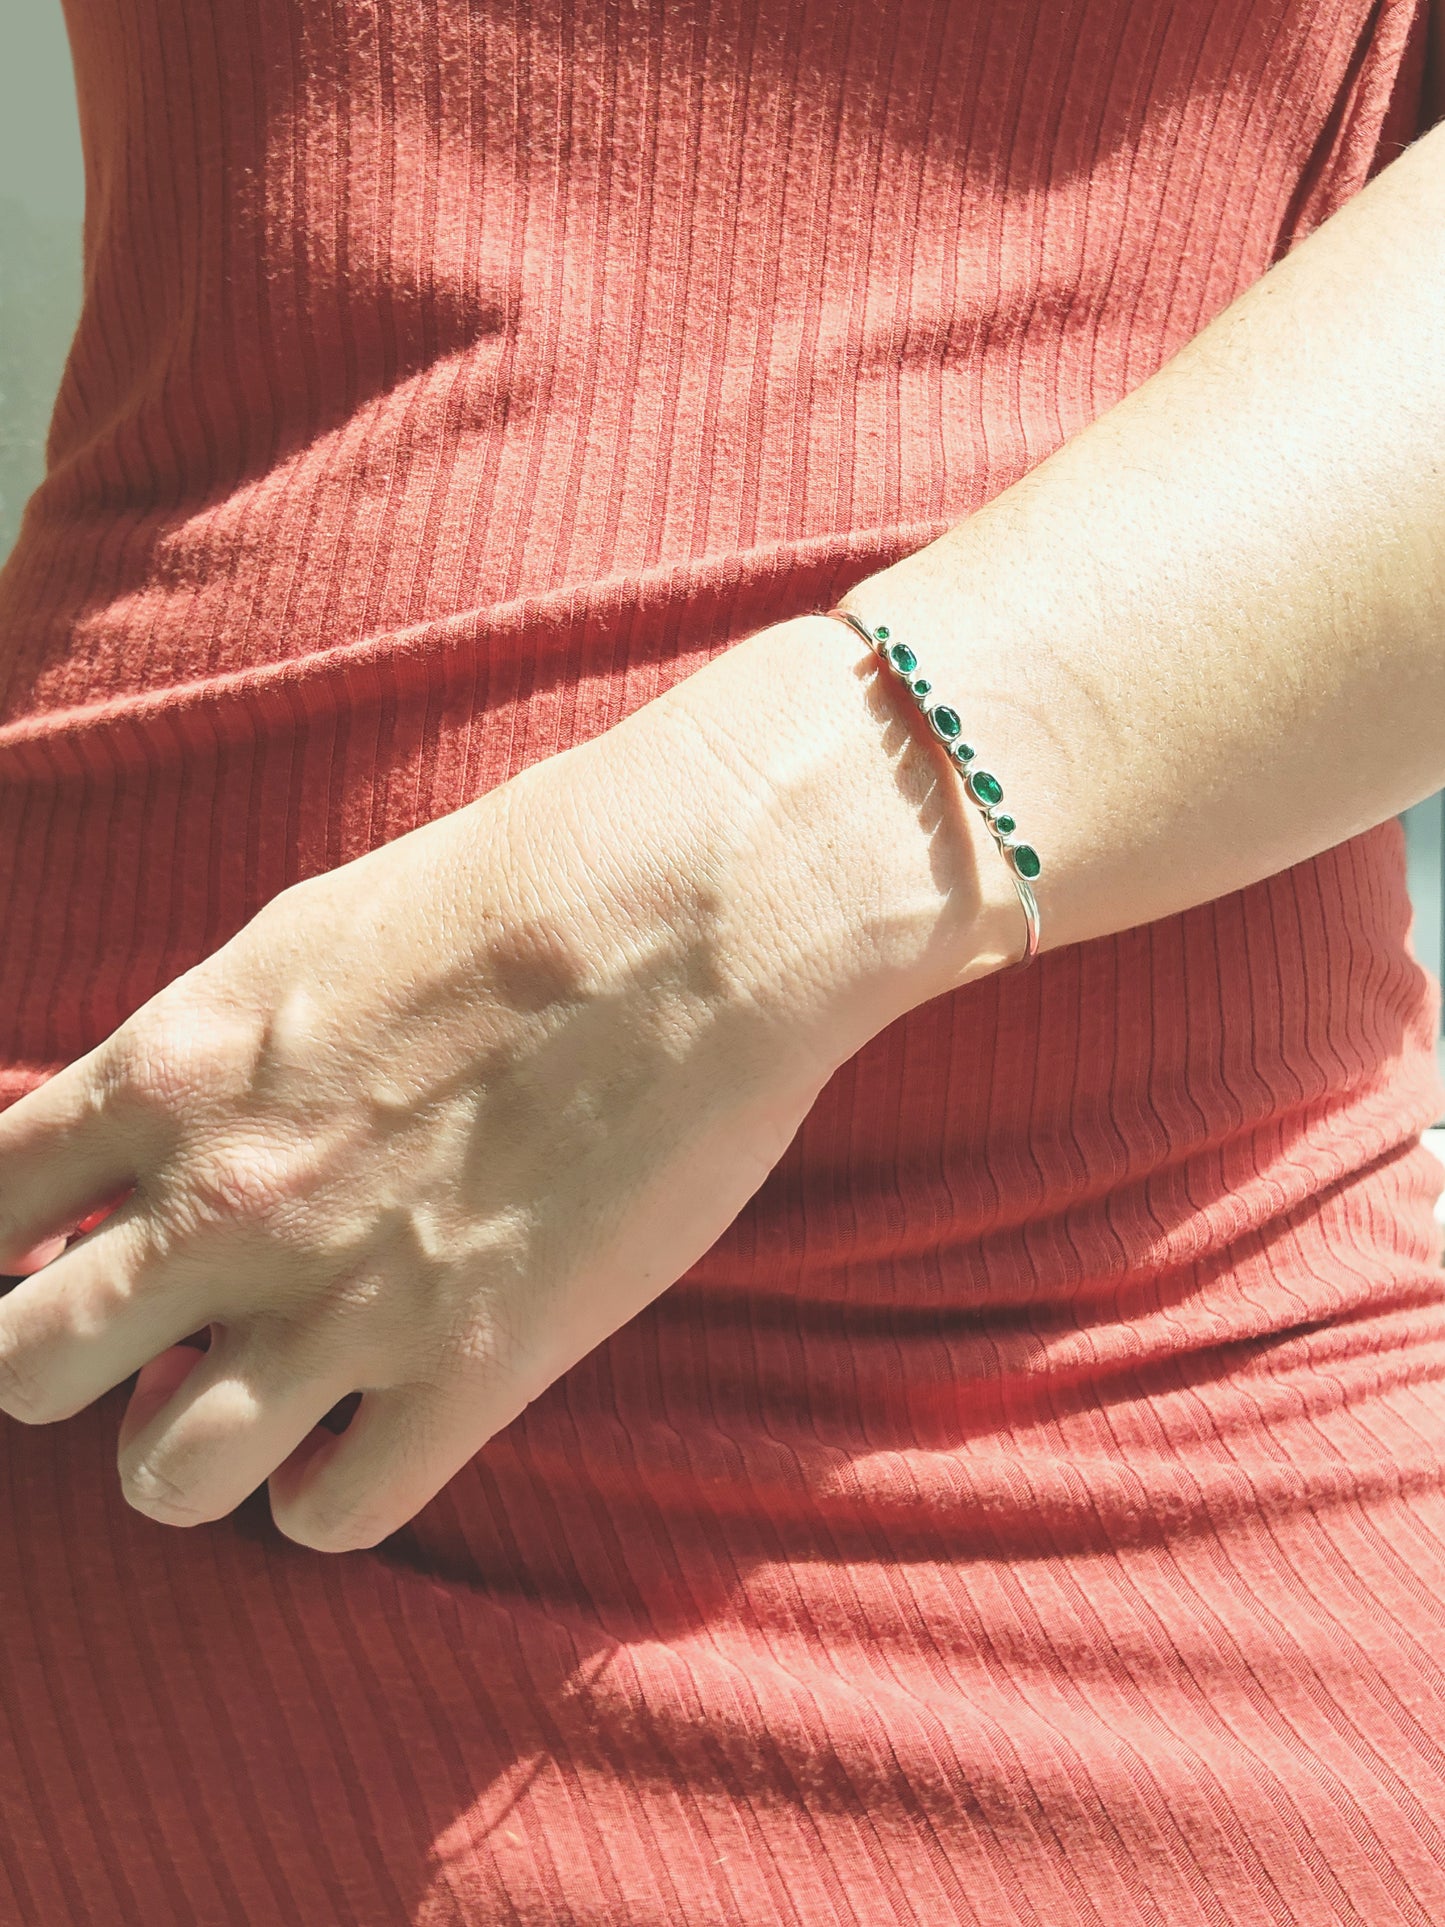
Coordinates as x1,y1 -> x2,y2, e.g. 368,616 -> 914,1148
887,640 -> 916,675
968,768 -> 1003,806
928,704 -> 962,741
1011,844 -> 1041,879
993,813 -> 1016,836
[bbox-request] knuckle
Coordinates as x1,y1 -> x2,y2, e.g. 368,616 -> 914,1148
182,1139 -> 302,1232
300,1262 -> 389,1334
113,1002 -> 221,1113
439,1311 -> 539,1407
0,1350 -> 61,1425
229,1322 -> 334,1405
258,1266 -> 421,1386
119,1456 -> 207,1525
278,1495 -> 388,1555
113,979 -> 270,1131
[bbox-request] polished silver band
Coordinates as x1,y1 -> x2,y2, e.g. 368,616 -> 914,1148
815,605 -> 1041,974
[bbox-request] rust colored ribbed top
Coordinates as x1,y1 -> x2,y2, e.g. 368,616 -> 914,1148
3,2 -> 1445,1921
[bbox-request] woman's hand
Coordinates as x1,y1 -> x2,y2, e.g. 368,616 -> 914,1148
0,651 -> 870,1552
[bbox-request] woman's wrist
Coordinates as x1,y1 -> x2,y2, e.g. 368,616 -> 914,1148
623,606 -> 1031,1070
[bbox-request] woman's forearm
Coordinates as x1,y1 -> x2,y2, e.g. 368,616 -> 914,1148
630,114 -> 1445,1067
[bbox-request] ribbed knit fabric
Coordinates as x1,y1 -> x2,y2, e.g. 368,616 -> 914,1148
3,1 -> 1445,1921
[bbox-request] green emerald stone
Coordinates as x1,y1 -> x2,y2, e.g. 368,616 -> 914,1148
875,625 -> 890,641
952,742 -> 975,765
911,677 -> 931,697
928,704 -> 962,741
1011,843 -> 1041,879
993,813 -> 1016,836
968,768 -> 1003,806
887,640 -> 916,675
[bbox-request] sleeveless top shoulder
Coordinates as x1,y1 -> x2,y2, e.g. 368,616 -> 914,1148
2,2 -> 1445,1921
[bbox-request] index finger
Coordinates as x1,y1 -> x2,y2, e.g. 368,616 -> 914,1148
0,1053 -> 146,1273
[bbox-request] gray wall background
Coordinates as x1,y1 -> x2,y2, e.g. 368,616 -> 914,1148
3,2 -> 1442,1113
0,1 -> 82,564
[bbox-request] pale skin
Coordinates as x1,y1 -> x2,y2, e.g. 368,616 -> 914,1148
1,89 -> 1444,1554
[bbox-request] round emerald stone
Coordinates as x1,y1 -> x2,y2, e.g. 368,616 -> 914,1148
928,704 -> 962,741
952,742 -> 975,765
968,768 -> 1003,806
887,640 -> 916,675
911,677 -> 931,697
993,813 -> 1016,836
875,625 -> 890,641
1011,843 -> 1041,879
